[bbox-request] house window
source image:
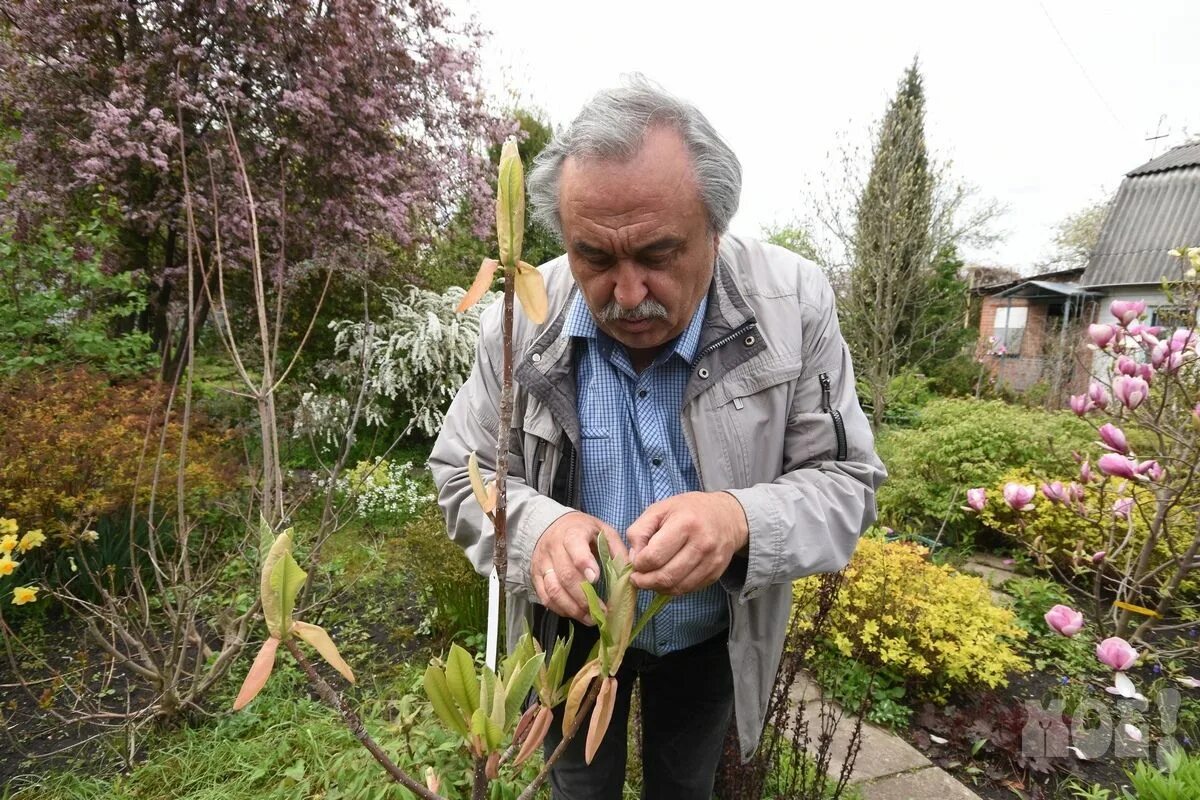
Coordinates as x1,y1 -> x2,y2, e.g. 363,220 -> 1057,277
1151,305 -> 1197,329
993,306 -> 1027,355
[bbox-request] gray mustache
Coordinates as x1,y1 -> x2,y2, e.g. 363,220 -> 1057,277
599,299 -> 669,323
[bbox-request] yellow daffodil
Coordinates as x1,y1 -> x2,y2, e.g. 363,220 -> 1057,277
18,529 -> 45,553
0,518 -> 17,536
0,534 -> 16,554
12,585 -> 38,605
0,555 -> 19,576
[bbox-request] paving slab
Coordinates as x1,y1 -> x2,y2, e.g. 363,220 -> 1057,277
859,766 -> 984,800
969,553 -> 1019,571
797,700 -> 930,784
961,558 -> 1017,588
787,670 -> 823,705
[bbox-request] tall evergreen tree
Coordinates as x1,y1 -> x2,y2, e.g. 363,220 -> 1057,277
844,59 -> 942,428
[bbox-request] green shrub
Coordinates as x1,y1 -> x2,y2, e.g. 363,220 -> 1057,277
794,535 -> 1029,702
875,398 -> 1094,544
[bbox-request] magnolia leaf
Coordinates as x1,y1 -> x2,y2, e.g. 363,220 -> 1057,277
504,632 -> 537,683
291,621 -> 354,684
585,676 -> 618,765
457,258 -> 500,314
496,139 -> 524,268
471,706 -> 503,752
257,516 -> 274,565
268,545 -> 307,639
505,652 -> 544,725
630,593 -> 673,641
514,705 -> 553,768
446,644 -> 480,718
233,637 -> 279,710
479,666 -> 496,724
514,262 -> 548,325
581,582 -> 611,644
485,751 -> 500,780
489,669 -> 507,734
563,658 -> 602,732
468,452 -> 496,515
424,664 -> 469,738
540,628 -> 574,707
260,532 -> 293,638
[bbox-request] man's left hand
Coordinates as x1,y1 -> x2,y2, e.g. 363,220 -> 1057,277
626,491 -> 749,595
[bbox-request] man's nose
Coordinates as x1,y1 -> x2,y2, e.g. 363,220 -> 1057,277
612,261 -> 648,309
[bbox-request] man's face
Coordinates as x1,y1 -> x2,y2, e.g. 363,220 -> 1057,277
559,126 -> 718,364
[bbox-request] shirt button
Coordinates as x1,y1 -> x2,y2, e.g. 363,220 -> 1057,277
651,456 -> 663,467
637,389 -> 649,399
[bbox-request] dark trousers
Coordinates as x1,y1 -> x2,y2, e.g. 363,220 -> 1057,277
543,627 -> 734,800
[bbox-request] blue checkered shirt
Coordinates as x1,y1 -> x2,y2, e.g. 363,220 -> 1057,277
563,293 -> 729,655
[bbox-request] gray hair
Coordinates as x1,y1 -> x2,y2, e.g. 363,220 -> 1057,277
527,76 -> 742,238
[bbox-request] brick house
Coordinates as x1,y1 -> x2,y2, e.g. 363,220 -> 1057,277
974,140 -> 1200,400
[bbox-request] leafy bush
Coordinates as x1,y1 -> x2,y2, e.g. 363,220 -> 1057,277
980,467 -> 1200,598
795,535 -> 1029,700
0,193 -> 155,377
333,457 -> 434,521
876,398 -> 1094,543
926,352 -> 990,397
294,285 -> 494,445
0,367 -> 235,539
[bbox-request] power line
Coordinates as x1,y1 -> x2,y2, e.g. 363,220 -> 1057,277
1036,0 -> 1130,137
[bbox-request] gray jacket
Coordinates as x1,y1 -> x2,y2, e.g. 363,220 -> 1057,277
429,235 -> 886,757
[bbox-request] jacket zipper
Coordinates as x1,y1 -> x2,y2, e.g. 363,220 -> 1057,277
819,372 -> 848,461
694,321 -> 758,365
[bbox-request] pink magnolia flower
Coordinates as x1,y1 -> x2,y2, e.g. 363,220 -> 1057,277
1193,402 -> 1200,428
1113,497 -> 1133,519
1069,394 -> 1092,416
1096,637 -> 1139,671
1110,300 -> 1146,326
1113,376 -> 1149,410
1163,350 -> 1185,374
1151,341 -> 1169,369
1088,323 -> 1117,348
1079,460 -> 1093,484
1115,355 -> 1138,377
1092,550 -> 1107,564
1041,481 -> 1068,504
1169,328 -> 1198,352
964,487 -> 987,513
1069,482 -> 1087,503
1003,482 -> 1036,511
1098,423 -> 1128,454
1136,460 -> 1165,481
1044,604 -> 1084,637
1087,382 -> 1111,409
1107,673 -> 1147,702
1136,362 -> 1155,383
1098,453 -> 1137,479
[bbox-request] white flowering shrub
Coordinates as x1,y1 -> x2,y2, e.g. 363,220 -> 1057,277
334,458 -> 434,519
294,285 -> 494,442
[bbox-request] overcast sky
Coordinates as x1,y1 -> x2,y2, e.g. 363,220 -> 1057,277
450,0 -> 1200,272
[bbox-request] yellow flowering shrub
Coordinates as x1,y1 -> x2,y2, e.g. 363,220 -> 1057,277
794,536 -> 1029,700
981,467 -> 1200,596
0,516 -> 46,606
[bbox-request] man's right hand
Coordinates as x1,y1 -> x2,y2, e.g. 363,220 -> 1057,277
531,511 -> 626,624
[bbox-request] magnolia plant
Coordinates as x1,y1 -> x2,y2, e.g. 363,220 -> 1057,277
967,247 -> 1200,651
231,139 -> 672,799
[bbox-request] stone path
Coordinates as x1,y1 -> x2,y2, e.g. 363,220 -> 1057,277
788,555 -> 1021,799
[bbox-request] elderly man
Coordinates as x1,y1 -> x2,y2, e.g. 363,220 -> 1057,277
430,78 -> 885,799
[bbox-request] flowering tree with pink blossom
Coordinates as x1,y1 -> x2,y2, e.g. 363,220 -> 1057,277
0,0 -> 507,376
969,247 -> 1200,647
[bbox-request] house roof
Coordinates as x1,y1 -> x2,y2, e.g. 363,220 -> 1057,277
1082,142 -> 1200,289
973,266 -> 1084,295
992,279 -> 1097,300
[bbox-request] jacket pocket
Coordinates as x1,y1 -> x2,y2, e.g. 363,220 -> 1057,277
818,372 -> 848,462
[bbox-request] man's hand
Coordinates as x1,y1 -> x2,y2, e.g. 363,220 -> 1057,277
627,492 -> 749,595
531,511 -> 627,624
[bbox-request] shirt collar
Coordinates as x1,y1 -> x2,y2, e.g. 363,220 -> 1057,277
563,292 -> 708,366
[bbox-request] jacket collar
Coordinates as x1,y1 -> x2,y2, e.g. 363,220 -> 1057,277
513,252 -> 766,444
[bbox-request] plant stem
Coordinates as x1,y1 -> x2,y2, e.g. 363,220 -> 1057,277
472,755 -> 488,800
494,270 -> 516,623
516,680 -> 602,800
284,639 -> 443,800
